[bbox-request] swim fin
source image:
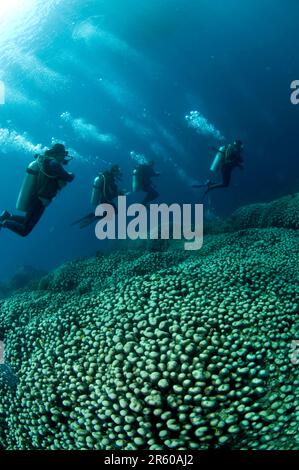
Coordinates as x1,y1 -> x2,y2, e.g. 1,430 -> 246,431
201,188 -> 210,204
71,213 -> 95,227
192,180 -> 212,189
78,215 -> 99,229
0,211 -> 11,223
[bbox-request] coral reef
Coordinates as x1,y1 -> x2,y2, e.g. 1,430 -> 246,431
0,217 -> 298,450
0,265 -> 47,300
230,193 -> 299,230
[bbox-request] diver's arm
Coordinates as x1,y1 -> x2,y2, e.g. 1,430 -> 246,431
147,167 -> 160,178
49,161 -> 75,183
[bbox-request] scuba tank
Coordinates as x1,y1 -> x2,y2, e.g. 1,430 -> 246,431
132,168 -> 140,192
210,146 -> 225,173
91,175 -> 105,206
16,160 -> 40,212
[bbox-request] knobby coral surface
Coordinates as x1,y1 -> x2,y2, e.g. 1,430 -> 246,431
0,199 -> 298,450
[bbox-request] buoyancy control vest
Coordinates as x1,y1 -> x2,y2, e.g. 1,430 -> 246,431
132,165 -> 156,192
37,157 -> 61,201
210,145 -> 242,173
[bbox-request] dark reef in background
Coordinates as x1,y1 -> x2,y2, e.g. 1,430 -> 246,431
0,265 -> 47,299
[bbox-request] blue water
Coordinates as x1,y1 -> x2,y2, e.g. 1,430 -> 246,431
0,0 -> 298,281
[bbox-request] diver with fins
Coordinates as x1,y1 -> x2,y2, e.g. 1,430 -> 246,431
132,160 -> 160,207
72,164 -> 125,229
0,143 -> 75,237
193,140 -> 244,200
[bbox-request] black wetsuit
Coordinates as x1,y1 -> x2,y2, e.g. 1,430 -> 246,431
101,173 -> 120,211
72,173 -> 121,229
2,160 -> 74,237
205,147 -> 243,194
136,165 -> 159,206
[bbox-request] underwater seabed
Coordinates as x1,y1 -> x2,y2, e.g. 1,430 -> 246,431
0,193 -> 298,450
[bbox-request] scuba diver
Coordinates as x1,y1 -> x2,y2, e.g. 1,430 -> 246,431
72,164 -> 124,229
193,140 -> 244,200
0,143 -> 75,237
132,160 -> 160,207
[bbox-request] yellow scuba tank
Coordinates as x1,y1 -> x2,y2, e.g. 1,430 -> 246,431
210,146 -> 225,173
91,175 -> 105,206
16,160 -> 40,212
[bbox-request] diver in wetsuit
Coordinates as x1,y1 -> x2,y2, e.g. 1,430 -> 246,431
0,144 -> 75,237
193,140 -> 244,200
72,165 -> 124,229
132,160 -> 160,207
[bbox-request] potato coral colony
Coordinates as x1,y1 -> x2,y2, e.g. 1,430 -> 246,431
0,195 -> 298,450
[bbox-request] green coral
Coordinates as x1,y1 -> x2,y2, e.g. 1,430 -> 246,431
0,219 -> 298,449
230,193 -> 299,230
